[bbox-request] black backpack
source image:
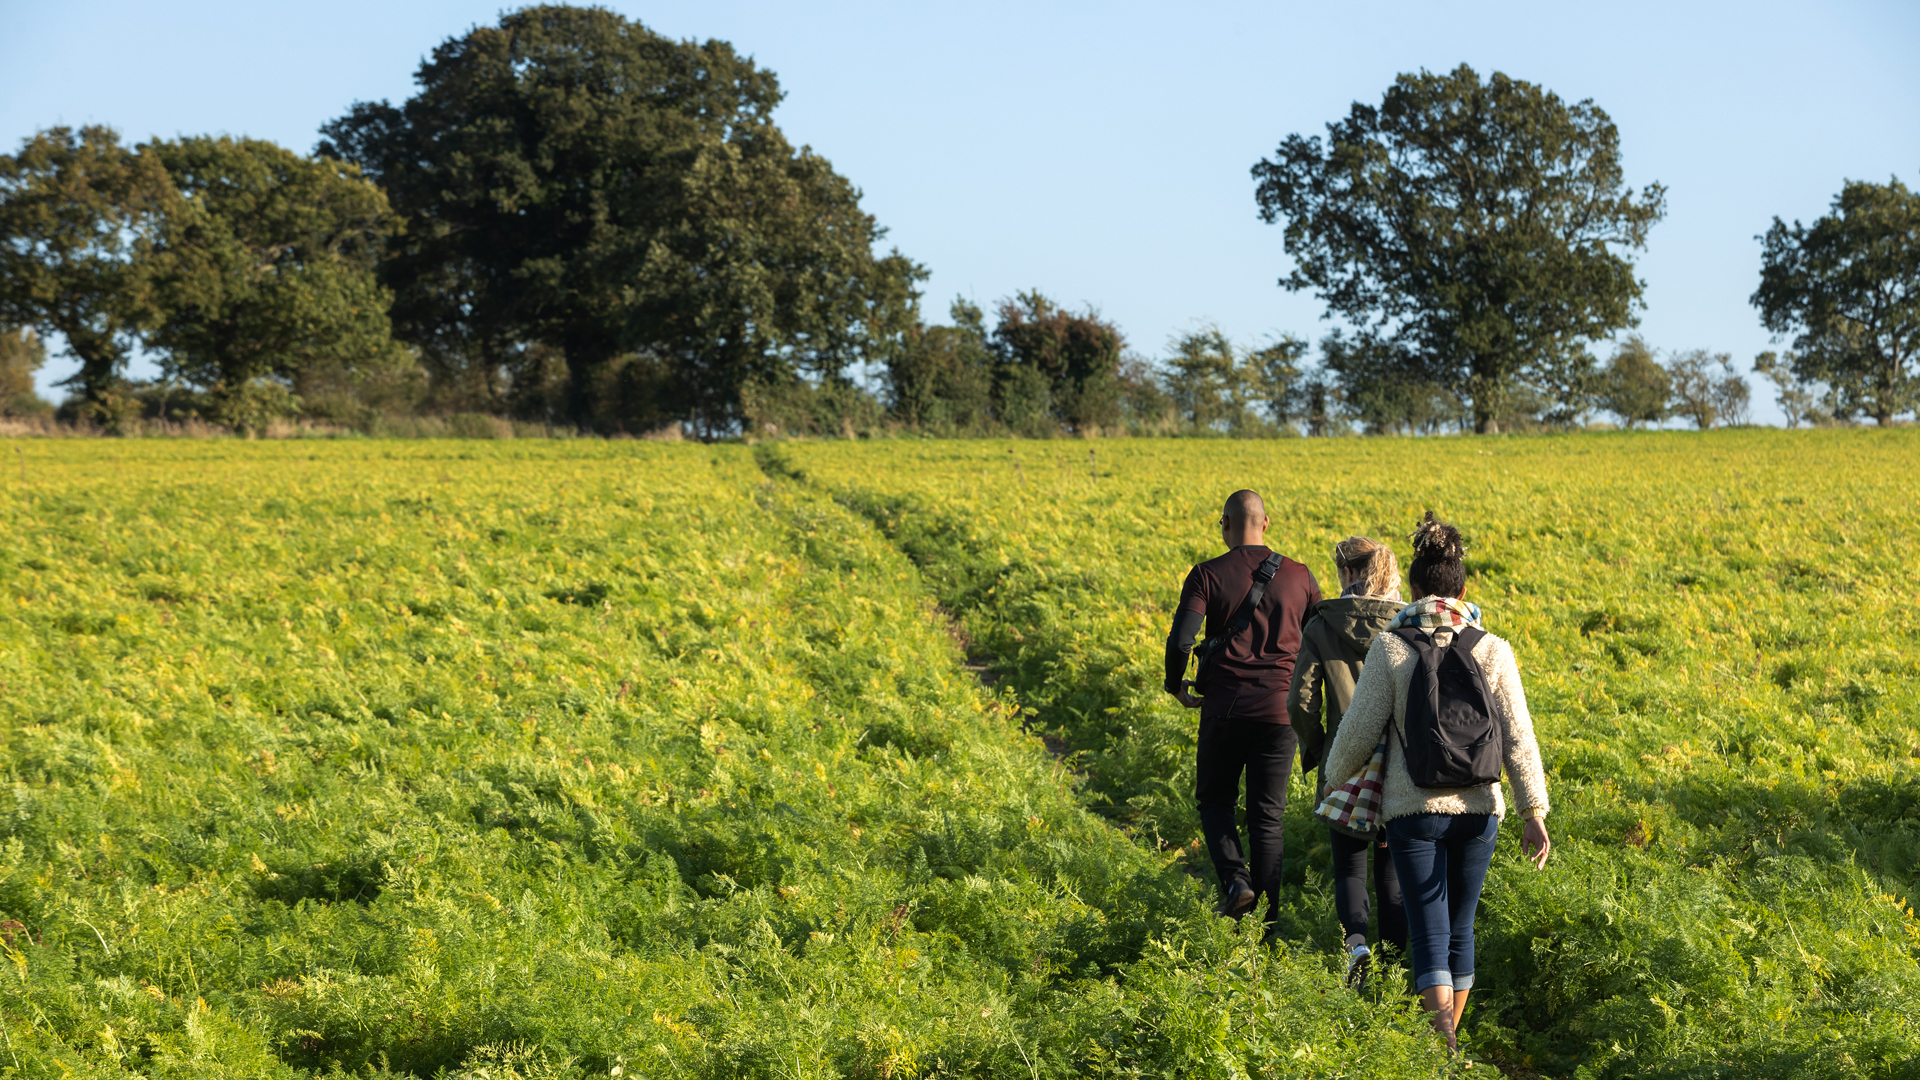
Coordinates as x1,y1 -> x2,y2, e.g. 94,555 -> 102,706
1390,625 -> 1503,788
1190,552 -> 1285,696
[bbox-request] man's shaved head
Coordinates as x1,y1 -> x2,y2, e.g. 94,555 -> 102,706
1223,489 -> 1267,529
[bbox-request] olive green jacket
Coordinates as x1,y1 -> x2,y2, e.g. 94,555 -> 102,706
1287,595 -> 1403,776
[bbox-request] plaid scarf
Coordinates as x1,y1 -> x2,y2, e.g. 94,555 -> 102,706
1389,595 -> 1483,631
1315,741 -> 1388,834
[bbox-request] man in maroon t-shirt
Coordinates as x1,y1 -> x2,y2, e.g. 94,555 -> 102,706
1165,489 -> 1323,921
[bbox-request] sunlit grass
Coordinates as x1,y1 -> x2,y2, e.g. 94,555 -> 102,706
0,432 -> 1913,1078
787,429 -> 1920,1078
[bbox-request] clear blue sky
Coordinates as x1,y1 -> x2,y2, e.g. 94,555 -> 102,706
6,0 -> 1918,423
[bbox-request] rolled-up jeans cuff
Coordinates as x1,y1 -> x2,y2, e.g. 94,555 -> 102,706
1415,969 -> 1452,992
1453,972 -> 1475,992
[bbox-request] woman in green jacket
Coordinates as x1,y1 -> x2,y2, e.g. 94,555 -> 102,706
1289,536 -> 1407,983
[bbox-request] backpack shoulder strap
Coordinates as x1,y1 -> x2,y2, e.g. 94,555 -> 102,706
1223,552 -> 1286,636
1451,625 -> 1487,654
1389,624 -> 1431,649
1447,625 -> 1496,706
1255,551 -> 1285,584
1385,624 -> 1433,759
1446,626 -> 1490,678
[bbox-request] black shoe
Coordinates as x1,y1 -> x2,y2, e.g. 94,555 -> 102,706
1214,879 -> 1256,919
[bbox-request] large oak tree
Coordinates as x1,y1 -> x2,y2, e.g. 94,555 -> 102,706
0,127 -> 174,423
1252,65 -> 1666,433
319,4 -> 922,434
1,129 -> 409,428
1752,177 -> 1920,426
142,137 -> 411,416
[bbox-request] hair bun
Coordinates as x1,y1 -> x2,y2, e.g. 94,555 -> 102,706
1410,511 -> 1465,561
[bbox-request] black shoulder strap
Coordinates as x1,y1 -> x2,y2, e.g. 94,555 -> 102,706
1450,625 -> 1487,656
1447,625 -> 1495,708
1223,552 -> 1285,639
1386,624 -> 1434,761
1389,624 -> 1432,650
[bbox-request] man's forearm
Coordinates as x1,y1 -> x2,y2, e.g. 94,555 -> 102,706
1164,609 -> 1203,693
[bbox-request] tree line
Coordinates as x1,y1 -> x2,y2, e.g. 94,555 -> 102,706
1,7 -> 1914,436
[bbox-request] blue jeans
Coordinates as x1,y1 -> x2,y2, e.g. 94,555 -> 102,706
1384,812 -> 1497,993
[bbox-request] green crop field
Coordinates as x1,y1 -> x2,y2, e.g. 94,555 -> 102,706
0,433 -> 1915,1079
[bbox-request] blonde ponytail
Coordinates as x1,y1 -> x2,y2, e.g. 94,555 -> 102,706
1333,536 -> 1400,598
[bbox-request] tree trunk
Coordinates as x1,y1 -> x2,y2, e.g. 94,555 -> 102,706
62,334 -> 124,407
1469,364 -> 1501,434
560,340 -> 599,430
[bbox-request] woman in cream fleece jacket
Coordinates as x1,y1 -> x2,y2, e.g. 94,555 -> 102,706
1319,513 -> 1551,1051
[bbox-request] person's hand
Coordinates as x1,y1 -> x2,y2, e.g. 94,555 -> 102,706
1172,681 -> 1203,709
1521,816 -> 1551,870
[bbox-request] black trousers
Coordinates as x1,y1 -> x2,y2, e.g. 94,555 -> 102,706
1330,826 -> 1408,955
1195,715 -> 1297,919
